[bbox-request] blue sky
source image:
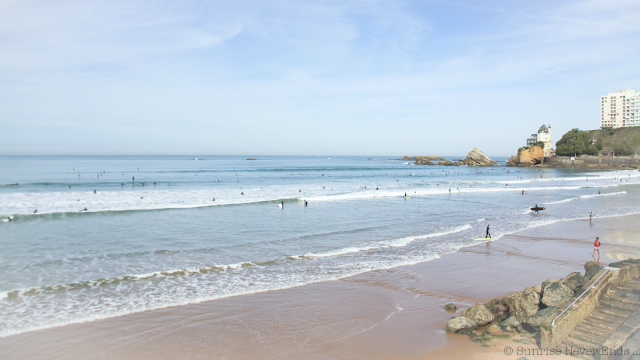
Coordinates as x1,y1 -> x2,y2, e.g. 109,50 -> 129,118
1,0 -> 639,156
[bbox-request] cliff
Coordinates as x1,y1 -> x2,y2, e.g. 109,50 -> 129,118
507,145 -> 544,166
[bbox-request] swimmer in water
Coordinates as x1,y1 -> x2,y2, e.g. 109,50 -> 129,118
94,190 -> 97,194
241,192 -> 244,195
34,209 -> 38,214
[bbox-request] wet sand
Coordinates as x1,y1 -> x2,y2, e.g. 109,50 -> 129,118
2,214 -> 640,360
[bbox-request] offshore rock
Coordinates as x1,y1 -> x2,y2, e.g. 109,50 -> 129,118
445,303 -> 457,311
463,148 -> 499,166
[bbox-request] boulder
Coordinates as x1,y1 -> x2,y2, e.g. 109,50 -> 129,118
584,261 -> 595,270
461,303 -> 494,327
541,278 -> 558,292
484,323 -> 503,336
561,272 -> 587,291
484,298 -> 504,310
524,285 -> 541,295
493,314 -> 506,324
504,292 -> 540,323
501,316 -> 521,329
585,264 -> 605,281
444,303 -> 457,311
446,316 -> 476,333
526,306 -> 558,329
541,282 -> 573,307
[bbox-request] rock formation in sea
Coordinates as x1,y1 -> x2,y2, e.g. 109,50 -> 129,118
433,149 -> 498,167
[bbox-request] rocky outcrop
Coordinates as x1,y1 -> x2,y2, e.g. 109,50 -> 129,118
519,145 -> 544,165
508,145 -> 544,167
427,149 -> 498,167
463,148 -> 498,166
415,158 -> 435,165
396,155 -> 445,162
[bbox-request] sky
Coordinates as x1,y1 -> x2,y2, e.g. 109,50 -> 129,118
1,0 -> 639,156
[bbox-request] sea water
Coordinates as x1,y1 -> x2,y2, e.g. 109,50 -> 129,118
0,155 -> 639,337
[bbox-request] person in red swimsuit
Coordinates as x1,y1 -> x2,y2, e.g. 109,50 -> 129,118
593,237 -> 601,257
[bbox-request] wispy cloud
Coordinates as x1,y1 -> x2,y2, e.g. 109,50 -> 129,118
1,0 -> 639,155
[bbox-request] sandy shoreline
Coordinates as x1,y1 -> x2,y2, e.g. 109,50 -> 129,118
2,214 -> 640,359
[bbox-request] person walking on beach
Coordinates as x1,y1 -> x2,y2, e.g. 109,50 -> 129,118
486,225 -> 491,238
594,237 -> 601,257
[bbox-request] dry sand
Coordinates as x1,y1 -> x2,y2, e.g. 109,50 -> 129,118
1,214 -> 640,360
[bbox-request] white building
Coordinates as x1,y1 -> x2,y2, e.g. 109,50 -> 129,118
601,89 -> 640,128
526,124 -> 552,157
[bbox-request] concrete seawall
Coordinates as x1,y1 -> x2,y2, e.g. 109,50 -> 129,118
542,156 -> 638,169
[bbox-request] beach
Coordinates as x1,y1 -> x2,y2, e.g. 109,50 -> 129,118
2,211 -> 639,359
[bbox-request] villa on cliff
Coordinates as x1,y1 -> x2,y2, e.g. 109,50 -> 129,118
526,124 -> 552,157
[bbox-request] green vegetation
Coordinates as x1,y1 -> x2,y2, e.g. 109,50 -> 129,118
555,127 -> 640,156
556,129 -> 599,156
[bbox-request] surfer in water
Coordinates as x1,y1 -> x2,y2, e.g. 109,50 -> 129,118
486,225 -> 491,238
304,200 -> 308,206
34,209 -> 38,214
212,198 -> 216,202
94,190 -> 97,194
241,192 -> 244,195
590,212 -> 593,221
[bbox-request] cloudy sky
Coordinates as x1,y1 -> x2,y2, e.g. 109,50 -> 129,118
1,0 -> 639,155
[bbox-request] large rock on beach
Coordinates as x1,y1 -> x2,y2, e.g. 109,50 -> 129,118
445,303 -> 457,311
504,292 -> 539,323
461,303 -> 494,327
585,263 -> 605,281
540,282 -> 573,307
501,316 -> 521,329
446,316 -> 476,333
561,272 -> 587,291
526,306 -> 558,329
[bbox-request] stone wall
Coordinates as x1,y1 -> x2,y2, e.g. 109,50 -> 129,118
541,260 -> 640,348
542,156 -> 639,169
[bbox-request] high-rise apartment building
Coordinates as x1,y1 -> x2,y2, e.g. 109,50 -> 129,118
601,89 -> 640,128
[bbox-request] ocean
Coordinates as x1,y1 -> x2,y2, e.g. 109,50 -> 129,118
1,155 -> 639,338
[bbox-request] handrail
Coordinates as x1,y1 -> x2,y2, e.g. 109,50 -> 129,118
551,269 -> 611,327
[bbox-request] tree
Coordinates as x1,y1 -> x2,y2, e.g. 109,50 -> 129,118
556,129 -> 599,156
